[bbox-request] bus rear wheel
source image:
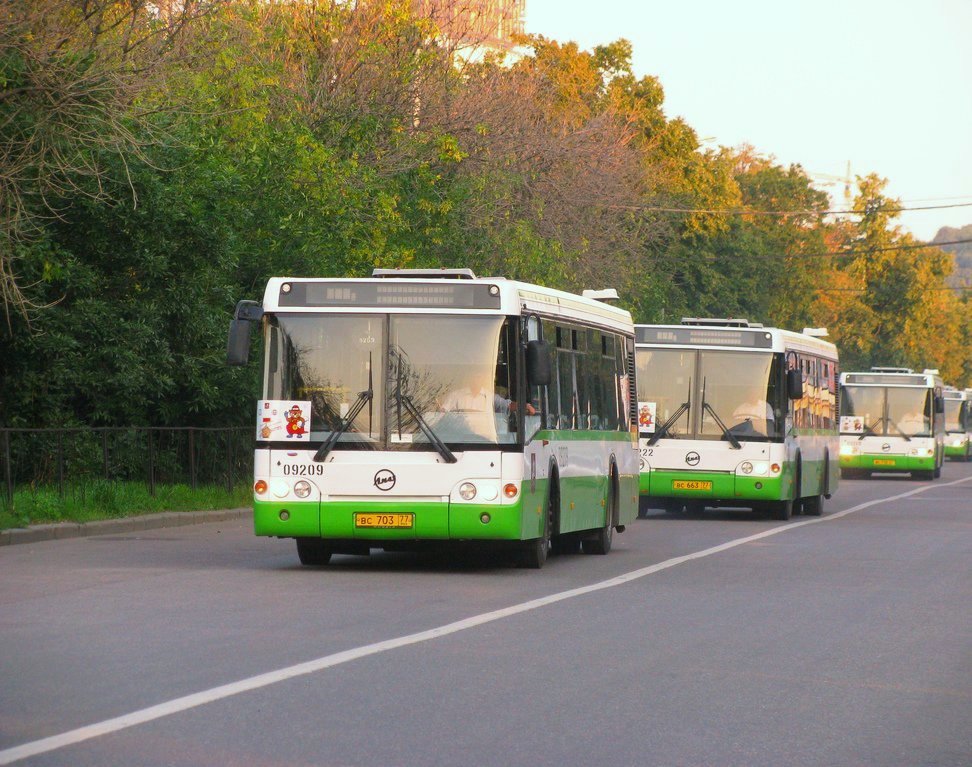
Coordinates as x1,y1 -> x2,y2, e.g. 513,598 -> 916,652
296,538 -> 332,566
802,494 -> 824,517
582,516 -> 613,555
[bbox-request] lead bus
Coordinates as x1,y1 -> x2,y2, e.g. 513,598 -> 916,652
838,368 -> 945,479
227,269 -> 639,568
634,319 -> 840,520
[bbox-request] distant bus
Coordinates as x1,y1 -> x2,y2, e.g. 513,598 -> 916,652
227,269 -> 639,568
838,368 -> 945,479
634,319 -> 840,520
943,388 -> 970,462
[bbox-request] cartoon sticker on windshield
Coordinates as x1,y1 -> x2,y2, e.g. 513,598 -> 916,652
840,415 -> 863,434
638,401 -> 656,434
258,400 -> 312,441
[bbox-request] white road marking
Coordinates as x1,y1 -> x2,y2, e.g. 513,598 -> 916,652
2,476 -> 969,765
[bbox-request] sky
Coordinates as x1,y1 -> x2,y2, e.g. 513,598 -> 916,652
524,0 -> 972,241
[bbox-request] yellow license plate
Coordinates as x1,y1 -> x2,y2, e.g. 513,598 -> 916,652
873,459 -> 896,466
354,513 -> 414,529
672,480 -> 712,491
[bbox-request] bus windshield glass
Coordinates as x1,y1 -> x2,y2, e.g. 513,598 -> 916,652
841,386 -> 932,437
944,399 -> 965,433
264,314 -> 516,448
635,349 -> 693,438
636,349 -> 783,441
699,351 -> 781,440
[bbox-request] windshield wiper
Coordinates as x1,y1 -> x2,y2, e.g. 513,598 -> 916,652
647,377 -> 691,446
393,347 -> 456,464
313,353 -> 374,463
887,417 -> 912,441
859,418 -> 883,439
397,392 -> 457,463
312,388 -> 372,462
701,377 -> 741,450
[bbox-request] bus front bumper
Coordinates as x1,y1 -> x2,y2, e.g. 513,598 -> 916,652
253,498 -> 526,541
839,454 -> 935,471
639,470 -> 786,504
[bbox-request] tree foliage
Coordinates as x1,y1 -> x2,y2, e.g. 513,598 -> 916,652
1,0 -> 968,429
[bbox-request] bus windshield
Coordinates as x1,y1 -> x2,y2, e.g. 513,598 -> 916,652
264,314 -> 517,448
636,349 -> 783,441
944,399 -> 965,433
841,386 -> 932,437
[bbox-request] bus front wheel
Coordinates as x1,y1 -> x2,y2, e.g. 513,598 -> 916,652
769,498 -> 793,521
296,538 -> 332,566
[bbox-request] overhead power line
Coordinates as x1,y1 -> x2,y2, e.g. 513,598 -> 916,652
787,237 -> 972,259
692,238 -> 972,261
625,201 -> 972,217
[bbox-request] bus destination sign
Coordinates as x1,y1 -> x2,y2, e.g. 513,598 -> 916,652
636,326 -> 773,348
278,281 -> 502,310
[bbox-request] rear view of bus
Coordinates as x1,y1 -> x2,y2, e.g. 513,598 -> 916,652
634,319 -> 839,520
226,270 -> 639,568
942,387 -> 969,461
838,368 -> 945,479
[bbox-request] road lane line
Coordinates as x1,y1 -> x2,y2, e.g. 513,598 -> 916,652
3,476 -> 969,765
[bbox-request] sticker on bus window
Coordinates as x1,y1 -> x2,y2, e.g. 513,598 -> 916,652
840,415 -> 864,434
638,402 -> 657,434
258,400 -> 312,441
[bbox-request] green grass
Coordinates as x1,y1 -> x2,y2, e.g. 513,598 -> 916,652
0,480 -> 252,531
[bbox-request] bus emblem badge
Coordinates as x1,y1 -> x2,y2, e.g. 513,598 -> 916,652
881,443 -> 891,452
685,452 -> 701,466
374,469 -> 396,491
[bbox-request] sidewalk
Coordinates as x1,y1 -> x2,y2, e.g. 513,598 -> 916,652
0,508 -> 252,546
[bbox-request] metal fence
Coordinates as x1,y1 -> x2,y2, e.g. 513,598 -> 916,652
1,426 -> 253,504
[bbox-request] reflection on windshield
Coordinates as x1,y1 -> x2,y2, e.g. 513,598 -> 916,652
389,316 -> 510,446
699,352 -> 780,440
944,400 -> 965,432
841,386 -> 932,437
636,349 -> 782,441
636,349 -> 692,438
887,388 -> 931,437
265,314 -> 516,449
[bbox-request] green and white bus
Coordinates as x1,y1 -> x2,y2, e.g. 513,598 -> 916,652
227,269 -> 639,568
942,387 -> 970,461
838,368 -> 945,479
634,319 -> 839,520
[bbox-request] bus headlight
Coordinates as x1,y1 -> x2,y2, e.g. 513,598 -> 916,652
953,438 -> 966,448
910,447 -> 934,457
271,479 -> 289,498
459,482 -> 477,501
840,442 -> 859,456
737,461 -> 768,476
293,480 -> 312,498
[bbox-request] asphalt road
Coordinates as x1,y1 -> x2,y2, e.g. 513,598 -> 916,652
2,464 -> 971,767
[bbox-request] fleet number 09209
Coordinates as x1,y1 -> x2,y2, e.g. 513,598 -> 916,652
282,464 -> 325,476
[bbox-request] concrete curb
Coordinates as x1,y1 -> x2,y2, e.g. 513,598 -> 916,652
0,508 -> 252,546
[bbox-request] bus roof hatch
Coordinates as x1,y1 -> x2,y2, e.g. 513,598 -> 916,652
681,317 -> 755,328
372,268 -> 478,280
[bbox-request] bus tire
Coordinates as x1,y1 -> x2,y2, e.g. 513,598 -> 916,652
296,538 -> 332,566
583,470 -> 617,555
770,498 -> 793,521
803,494 -> 824,516
521,477 -> 556,568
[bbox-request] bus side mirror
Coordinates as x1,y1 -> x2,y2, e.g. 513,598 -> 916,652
786,368 -> 803,400
526,340 -> 552,387
226,300 -> 263,366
